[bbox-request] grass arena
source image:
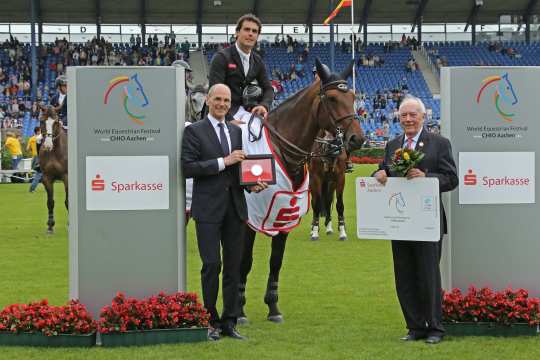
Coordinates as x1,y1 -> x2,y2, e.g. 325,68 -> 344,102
1,165 -> 539,359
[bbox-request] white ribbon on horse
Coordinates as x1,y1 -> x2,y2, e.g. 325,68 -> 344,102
236,108 -> 310,237
43,118 -> 56,150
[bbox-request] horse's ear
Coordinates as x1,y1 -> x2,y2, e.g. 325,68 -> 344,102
340,61 -> 354,80
315,58 -> 331,84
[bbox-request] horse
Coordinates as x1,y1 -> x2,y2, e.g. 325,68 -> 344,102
476,72 -> 518,122
238,58 -> 365,324
186,84 -> 208,123
38,106 -> 68,234
309,130 -> 349,241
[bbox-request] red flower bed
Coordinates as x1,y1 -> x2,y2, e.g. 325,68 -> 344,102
443,286 -> 540,326
351,156 -> 383,164
0,299 -> 96,336
99,292 -> 209,334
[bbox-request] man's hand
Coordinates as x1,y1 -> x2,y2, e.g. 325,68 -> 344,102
406,168 -> 426,179
373,170 -> 388,185
229,118 -> 246,126
248,180 -> 268,193
251,105 -> 268,119
224,150 -> 246,166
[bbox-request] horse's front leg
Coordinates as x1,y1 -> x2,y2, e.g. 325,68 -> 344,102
265,232 -> 288,323
310,176 -> 321,241
42,176 -> 55,234
238,226 -> 256,325
336,177 -> 347,240
63,175 -> 69,210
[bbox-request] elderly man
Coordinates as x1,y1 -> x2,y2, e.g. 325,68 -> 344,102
373,95 -> 458,344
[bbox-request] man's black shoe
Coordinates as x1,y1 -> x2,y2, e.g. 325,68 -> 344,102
425,335 -> 443,344
221,326 -> 247,340
207,327 -> 221,341
400,333 -> 426,341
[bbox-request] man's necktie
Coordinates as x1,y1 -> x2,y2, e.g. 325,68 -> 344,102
406,137 -> 414,150
242,56 -> 249,76
218,123 -> 230,156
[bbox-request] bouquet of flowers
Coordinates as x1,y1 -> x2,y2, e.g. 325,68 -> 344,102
390,147 -> 425,177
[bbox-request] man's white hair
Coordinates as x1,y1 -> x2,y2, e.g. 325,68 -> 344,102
398,95 -> 426,114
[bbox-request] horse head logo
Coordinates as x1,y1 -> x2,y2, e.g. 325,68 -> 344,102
104,74 -> 149,125
388,192 -> 406,214
476,73 -> 518,123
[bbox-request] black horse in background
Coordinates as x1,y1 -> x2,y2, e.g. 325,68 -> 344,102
238,59 -> 365,324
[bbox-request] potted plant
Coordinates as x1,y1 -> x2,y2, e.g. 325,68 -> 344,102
0,299 -> 97,347
99,291 -> 209,347
443,286 -> 540,336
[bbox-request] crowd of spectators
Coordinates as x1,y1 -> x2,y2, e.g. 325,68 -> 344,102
487,41 -> 521,58
1,34 -> 191,130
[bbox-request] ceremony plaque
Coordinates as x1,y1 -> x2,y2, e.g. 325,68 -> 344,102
240,155 -> 276,186
355,177 -> 440,242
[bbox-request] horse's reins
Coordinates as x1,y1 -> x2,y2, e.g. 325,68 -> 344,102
263,80 -> 356,173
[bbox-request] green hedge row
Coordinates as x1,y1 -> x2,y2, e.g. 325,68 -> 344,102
351,147 -> 385,159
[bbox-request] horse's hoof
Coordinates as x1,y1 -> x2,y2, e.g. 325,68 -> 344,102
339,236 -> 347,241
310,236 -> 319,241
326,229 -> 334,235
267,314 -> 284,323
47,229 -> 54,235
237,316 -> 249,326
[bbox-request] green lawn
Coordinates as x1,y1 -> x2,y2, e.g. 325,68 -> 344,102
0,164 -> 538,359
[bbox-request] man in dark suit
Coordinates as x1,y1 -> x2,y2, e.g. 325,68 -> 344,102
373,95 -> 458,344
208,13 -> 273,121
182,84 -> 266,341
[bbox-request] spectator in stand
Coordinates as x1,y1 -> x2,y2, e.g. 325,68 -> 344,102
294,62 -> 305,77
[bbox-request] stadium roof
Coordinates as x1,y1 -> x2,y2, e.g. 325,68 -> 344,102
0,0 -> 538,27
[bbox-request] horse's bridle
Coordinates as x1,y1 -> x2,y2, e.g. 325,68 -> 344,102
264,80 -> 356,173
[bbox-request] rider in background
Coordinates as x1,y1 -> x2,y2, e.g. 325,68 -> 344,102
50,75 -> 68,128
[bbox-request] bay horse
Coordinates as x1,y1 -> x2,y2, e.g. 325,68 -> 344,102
39,106 -> 68,234
309,132 -> 349,241
238,58 -> 365,323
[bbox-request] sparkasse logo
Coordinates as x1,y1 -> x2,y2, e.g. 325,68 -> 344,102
92,174 -> 105,191
464,169 -> 477,186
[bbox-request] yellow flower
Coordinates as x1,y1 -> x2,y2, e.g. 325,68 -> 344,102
403,152 -> 410,161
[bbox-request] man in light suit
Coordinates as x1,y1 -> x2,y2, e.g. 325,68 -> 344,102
182,84 -> 266,341
373,95 -> 458,344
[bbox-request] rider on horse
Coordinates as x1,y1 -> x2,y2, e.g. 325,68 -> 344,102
50,75 -> 68,129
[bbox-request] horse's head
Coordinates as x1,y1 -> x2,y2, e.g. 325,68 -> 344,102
188,84 -> 208,120
497,73 -> 518,106
125,73 -> 149,108
314,58 -> 365,152
39,106 -> 61,151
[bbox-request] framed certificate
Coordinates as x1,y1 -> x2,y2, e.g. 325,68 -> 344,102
240,155 -> 276,186
355,177 -> 440,242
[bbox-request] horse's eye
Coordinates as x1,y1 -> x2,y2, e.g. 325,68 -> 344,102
329,97 -> 337,103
